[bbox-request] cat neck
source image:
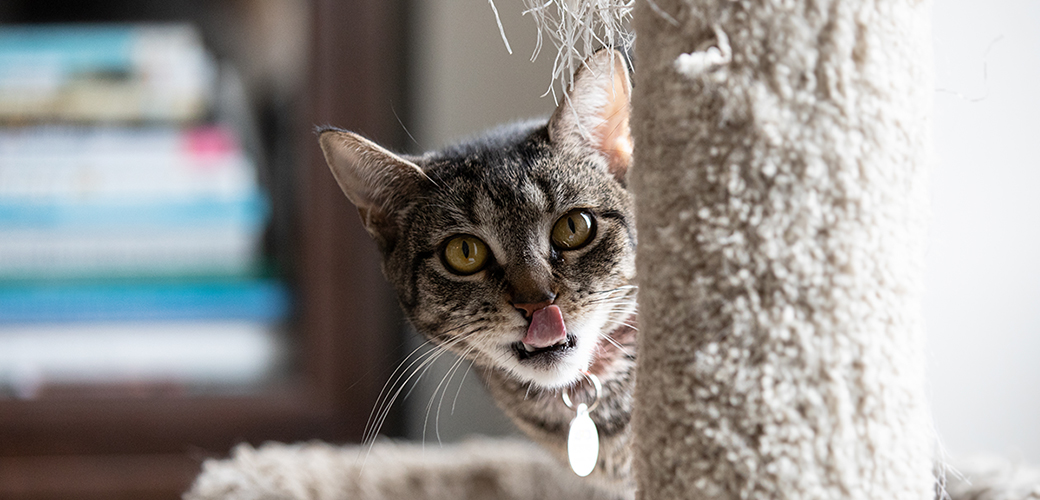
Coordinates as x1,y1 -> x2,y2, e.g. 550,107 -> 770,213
478,319 -> 637,487
480,318 -> 637,434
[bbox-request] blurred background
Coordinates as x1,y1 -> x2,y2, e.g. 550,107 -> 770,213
0,0 -> 1035,498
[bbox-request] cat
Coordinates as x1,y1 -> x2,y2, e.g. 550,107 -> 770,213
318,48 -> 638,495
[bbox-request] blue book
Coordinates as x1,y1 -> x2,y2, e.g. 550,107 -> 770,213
0,25 -> 142,74
0,279 -> 291,324
0,24 -> 214,122
0,192 -> 268,229
0,125 -> 267,229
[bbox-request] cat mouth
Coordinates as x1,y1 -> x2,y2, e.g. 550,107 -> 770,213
511,334 -> 577,362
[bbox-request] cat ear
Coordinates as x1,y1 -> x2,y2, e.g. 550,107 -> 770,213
319,128 -> 426,251
548,48 -> 633,184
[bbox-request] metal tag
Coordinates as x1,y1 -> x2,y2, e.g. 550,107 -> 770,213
567,403 -> 599,477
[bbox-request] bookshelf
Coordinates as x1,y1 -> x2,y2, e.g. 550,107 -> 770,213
0,1 -> 409,498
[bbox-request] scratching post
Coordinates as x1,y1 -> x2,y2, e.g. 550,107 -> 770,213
629,0 -> 936,498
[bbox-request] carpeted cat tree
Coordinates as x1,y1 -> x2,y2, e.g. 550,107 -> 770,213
630,0 -> 936,497
187,1 -> 1040,499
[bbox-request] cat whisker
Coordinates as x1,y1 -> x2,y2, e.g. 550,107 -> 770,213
365,331 -> 472,446
366,341 -> 463,461
603,317 -> 639,330
597,303 -> 638,312
358,340 -> 463,474
586,295 -> 639,306
391,102 -> 422,150
587,297 -> 637,305
421,323 -> 508,446
601,307 -> 639,317
600,301 -> 632,310
589,285 -> 638,295
430,346 -> 475,447
366,351 -> 435,447
363,338 -> 438,445
587,288 -> 638,301
592,302 -> 639,311
592,289 -> 636,296
423,344 -> 474,446
591,306 -> 639,318
580,370 -> 601,394
399,332 -> 476,403
369,339 -> 460,435
598,331 -> 632,355
451,360 -> 476,415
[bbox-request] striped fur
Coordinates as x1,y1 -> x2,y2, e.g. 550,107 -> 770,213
320,50 -> 639,494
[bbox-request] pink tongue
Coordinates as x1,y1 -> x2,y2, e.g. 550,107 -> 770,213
523,305 -> 567,349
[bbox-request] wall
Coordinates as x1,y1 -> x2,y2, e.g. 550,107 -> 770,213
927,0 -> 1040,463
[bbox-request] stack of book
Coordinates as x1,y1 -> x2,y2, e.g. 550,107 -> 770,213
0,24 -> 214,123
0,24 -> 289,399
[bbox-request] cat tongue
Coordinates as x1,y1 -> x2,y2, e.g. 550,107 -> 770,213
523,305 -> 567,349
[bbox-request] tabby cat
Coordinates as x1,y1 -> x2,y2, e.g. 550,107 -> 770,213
319,49 -> 637,494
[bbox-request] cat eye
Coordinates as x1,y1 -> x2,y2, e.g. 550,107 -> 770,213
443,235 -> 490,274
551,209 -> 595,250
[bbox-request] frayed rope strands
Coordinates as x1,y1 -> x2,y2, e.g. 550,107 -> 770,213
489,0 -> 634,101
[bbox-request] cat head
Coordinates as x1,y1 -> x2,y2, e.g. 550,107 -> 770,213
319,49 -> 635,388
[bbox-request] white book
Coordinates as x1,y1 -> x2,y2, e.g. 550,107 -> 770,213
0,125 -> 258,201
0,320 -> 287,399
0,225 -> 263,279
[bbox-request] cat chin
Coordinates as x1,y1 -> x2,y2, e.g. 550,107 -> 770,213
504,342 -> 595,389
509,365 -> 587,389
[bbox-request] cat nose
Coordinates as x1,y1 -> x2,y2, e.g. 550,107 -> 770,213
505,262 -> 556,318
512,296 -> 556,318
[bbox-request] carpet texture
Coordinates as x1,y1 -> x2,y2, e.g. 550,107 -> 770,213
185,439 -> 618,500
183,439 -> 1040,500
629,0 -> 936,498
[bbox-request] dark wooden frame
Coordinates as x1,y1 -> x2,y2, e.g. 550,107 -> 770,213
0,0 -> 407,497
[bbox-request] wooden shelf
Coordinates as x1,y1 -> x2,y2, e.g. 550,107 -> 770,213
1,453 -> 199,500
0,0 -> 410,497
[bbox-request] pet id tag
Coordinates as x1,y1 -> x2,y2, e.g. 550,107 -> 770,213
567,403 -> 599,477
562,372 -> 602,477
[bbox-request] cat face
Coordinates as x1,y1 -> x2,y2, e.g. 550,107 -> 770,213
320,49 -> 635,388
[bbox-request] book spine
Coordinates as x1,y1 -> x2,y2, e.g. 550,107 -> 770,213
0,125 -> 238,159
0,320 -> 286,398
0,126 -> 255,200
0,24 -> 214,123
0,225 -> 262,280
0,192 -> 268,229
0,280 -> 291,324
0,25 -> 138,74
